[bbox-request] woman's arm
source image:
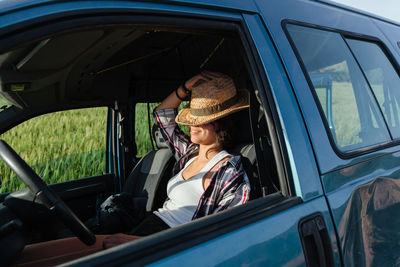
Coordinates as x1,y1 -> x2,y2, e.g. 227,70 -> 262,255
153,108 -> 191,158
155,71 -> 220,111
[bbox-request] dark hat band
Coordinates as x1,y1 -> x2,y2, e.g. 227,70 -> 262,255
190,94 -> 238,116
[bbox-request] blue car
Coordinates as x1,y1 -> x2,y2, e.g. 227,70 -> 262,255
0,0 -> 399,266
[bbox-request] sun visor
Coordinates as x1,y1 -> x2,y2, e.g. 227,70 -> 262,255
0,70 -> 63,108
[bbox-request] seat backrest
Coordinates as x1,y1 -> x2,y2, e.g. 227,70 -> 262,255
123,125 -> 174,212
228,109 -> 262,200
231,143 -> 262,200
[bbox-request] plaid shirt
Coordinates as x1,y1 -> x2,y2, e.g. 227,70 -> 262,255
153,108 -> 250,220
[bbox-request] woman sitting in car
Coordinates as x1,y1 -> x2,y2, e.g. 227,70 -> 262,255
16,71 -> 251,263
105,71 -> 251,244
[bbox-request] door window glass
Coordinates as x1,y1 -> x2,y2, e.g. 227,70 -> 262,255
346,39 -> 400,138
286,24 -> 390,152
0,107 -> 107,193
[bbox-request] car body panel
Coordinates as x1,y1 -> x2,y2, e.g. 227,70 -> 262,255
255,0 -> 400,265
322,153 -> 400,265
0,0 -> 257,16
0,0 -> 399,266
147,197 -> 338,267
0,0 -> 247,37
373,19 -> 400,60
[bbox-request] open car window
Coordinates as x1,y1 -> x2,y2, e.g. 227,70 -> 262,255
0,107 -> 107,193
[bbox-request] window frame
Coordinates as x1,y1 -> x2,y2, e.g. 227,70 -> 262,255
283,20 -> 400,159
0,9 -> 300,265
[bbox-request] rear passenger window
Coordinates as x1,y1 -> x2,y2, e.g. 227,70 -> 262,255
286,24 -> 391,152
135,103 -> 160,157
135,102 -> 188,158
346,39 -> 400,138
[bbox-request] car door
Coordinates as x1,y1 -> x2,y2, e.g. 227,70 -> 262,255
286,24 -> 400,267
0,1 -> 340,265
260,0 -> 400,265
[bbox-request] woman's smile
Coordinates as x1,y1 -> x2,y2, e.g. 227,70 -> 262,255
190,129 -> 201,135
190,124 -> 217,145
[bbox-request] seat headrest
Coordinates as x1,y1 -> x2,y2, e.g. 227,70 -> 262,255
152,124 -> 170,149
232,143 -> 255,162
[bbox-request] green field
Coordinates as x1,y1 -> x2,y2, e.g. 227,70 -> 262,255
0,104 -> 162,193
0,108 -> 108,193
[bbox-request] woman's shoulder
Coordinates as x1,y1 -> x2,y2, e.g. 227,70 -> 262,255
217,154 -> 246,176
224,154 -> 244,168
213,154 -> 250,189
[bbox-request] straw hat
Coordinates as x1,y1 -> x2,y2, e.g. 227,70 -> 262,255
175,76 -> 249,126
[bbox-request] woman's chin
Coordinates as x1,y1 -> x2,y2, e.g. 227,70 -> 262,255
190,137 -> 200,144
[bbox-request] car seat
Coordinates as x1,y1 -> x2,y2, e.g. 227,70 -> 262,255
122,125 -> 175,212
230,110 -> 262,200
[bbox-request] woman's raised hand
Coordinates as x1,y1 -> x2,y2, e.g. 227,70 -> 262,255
184,71 -> 225,90
156,71 -> 225,110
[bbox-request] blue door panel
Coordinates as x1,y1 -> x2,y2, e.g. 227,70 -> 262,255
323,152 -> 400,266
253,1 -> 400,265
148,197 -> 339,266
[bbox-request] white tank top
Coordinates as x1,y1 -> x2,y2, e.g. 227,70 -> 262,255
154,150 -> 231,228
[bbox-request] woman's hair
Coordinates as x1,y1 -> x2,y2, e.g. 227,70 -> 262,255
202,111 -> 243,158
212,113 -> 238,151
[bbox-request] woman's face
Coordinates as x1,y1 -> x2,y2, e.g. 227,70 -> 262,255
190,123 -> 218,145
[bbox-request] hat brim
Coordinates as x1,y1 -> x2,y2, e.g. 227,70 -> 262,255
175,90 -> 250,126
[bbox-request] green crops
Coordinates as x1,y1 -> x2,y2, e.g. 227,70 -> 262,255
0,102 -> 189,193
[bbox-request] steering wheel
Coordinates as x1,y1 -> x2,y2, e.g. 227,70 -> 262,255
0,140 -> 95,245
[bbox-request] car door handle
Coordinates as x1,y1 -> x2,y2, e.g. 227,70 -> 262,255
299,213 -> 334,267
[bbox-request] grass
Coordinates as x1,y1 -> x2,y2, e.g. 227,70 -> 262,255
135,103 -> 160,158
315,81 -> 362,147
0,108 -> 108,193
0,102 -> 188,193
